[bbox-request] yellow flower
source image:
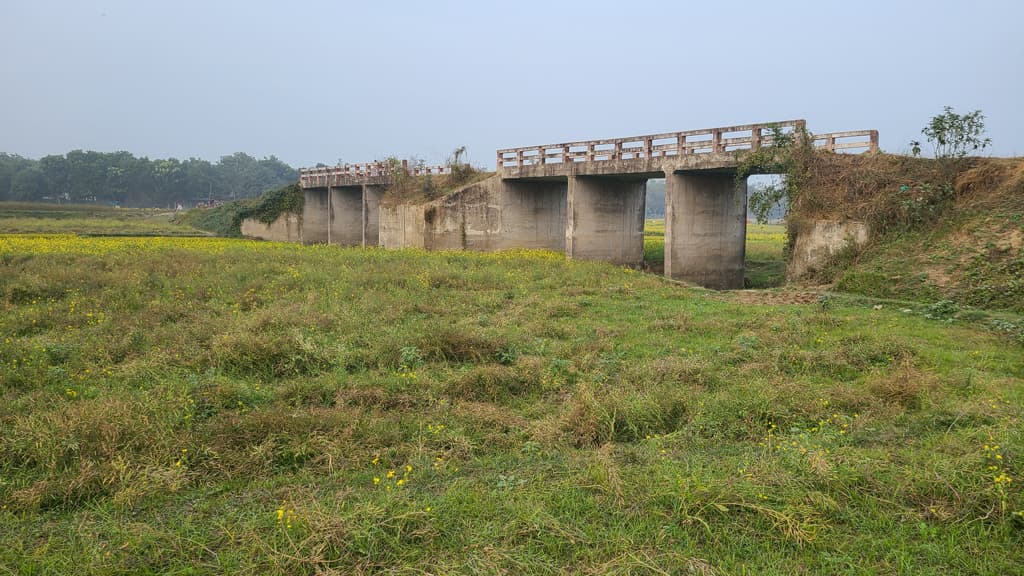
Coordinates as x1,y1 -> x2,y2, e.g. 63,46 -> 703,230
386,470 -> 396,479
373,477 -> 380,485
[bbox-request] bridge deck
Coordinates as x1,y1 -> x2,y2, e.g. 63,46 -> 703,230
300,160 -> 449,189
496,120 -> 878,179
298,120 -> 879,186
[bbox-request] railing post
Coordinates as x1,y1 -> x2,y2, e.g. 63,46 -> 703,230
496,151 -> 503,170
751,126 -> 762,150
794,120 -> 808,148
614,141 -> 622,161
712,131 -> 722,153
677,135 -> 686,156
587,143 -> 595,161
644,138 -> 653,158
538,147 -> 546,165
516,150 -> 524,168
562,146 -> 569,164
869,130 -> 879,153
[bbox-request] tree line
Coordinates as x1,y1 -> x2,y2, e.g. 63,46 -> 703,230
0,151 -> 297,207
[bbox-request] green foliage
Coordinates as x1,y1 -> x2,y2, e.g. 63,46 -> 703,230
178,183 -> 303,237
238,183 -> 303,226
737,124 -> 814,224
896,182 -> 956,228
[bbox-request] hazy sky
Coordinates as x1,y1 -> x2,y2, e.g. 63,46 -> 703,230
3,1 -> 1022,168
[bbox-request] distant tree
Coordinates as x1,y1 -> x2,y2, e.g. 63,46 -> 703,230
0,153 -> 34,201
10,166 -> 47,201
38,154 -> 69,199
0,148 -> 299,206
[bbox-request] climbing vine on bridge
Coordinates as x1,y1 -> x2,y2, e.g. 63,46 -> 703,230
736,124 -> 815,225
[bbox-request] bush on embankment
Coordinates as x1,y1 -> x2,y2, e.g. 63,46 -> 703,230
177,183 -> 303,237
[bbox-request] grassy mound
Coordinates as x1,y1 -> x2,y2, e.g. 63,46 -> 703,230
792,155 -> 1024,313
1,235 -> 1021,574
177,183 -> 303,237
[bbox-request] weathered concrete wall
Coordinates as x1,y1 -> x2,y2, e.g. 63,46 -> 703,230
380,204 -> 426,249
380,176 -> 567,252
665,172 -> 746,289
566,176 -> 645,265
363,185 -> 384,247
788,219 -> 869,279
501,180 -> 567,251
240,212 -> 301,243
422,177 -> 567,251
329,186 -> 363,246
422,178 -> 501,251
302,188 -> 329,244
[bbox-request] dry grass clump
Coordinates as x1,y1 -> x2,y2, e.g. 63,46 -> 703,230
867,359 -> 938,410
954,157 -> 1024,210
791,152 -> 944,226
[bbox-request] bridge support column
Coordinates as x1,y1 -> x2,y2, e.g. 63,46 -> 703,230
362,184 -> 384,247
301,188 -> 329,244
664,172 -> 746,289
329,186 -> 364,246
566,176 -> 645,265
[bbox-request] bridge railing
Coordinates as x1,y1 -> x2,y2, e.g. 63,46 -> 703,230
299,160 -> 449,188
496,120 -> 879,169
812,130 -> 879,153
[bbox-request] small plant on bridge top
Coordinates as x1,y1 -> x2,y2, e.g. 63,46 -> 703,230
446,146 -> 479,187
910,106 -> 991,177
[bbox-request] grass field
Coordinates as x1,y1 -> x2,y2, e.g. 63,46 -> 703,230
2,232 -> 1022,574
644,220 -> 787,288
0,202 -> 208,236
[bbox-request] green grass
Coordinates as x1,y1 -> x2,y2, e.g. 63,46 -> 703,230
1,233 -> 1022,574
644,220 -> 788,288
0,202 -> 208,236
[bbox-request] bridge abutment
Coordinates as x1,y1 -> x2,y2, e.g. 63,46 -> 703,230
301,188 -> 330,244
566,176 -> 645,265
664,172 -> 746,289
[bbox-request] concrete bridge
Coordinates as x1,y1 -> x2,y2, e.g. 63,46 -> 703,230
297,120 -> 878,289
297,160 -> 449,246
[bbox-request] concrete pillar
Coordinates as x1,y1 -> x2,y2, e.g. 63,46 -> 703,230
301,188 -> 329,244
566,176 -> 645,265
500,180 -> 567,251
328,186 -> 363,246
664,172 -> 746,289
362,184 -> 384,247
